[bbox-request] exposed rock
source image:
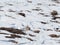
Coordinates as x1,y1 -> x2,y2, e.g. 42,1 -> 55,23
18,13 -> 25,17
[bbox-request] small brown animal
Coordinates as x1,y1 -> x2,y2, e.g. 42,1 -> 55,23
51,10 -> 58,16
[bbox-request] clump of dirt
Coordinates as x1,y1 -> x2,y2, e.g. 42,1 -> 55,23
49,34 -> 60,38
18,12 -> 25,17
51,10 -> 58,16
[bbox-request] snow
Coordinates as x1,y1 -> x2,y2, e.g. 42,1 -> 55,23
0,0 -> 60,45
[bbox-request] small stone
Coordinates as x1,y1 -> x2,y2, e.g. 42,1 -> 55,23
18,13 -> 25,17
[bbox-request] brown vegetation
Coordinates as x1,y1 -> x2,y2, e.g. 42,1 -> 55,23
18,13 -> 25,17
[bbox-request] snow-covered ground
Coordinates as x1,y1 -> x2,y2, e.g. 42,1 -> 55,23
0,0 -> 60,45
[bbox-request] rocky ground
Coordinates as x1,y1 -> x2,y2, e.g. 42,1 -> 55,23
0,0 -> 60,45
